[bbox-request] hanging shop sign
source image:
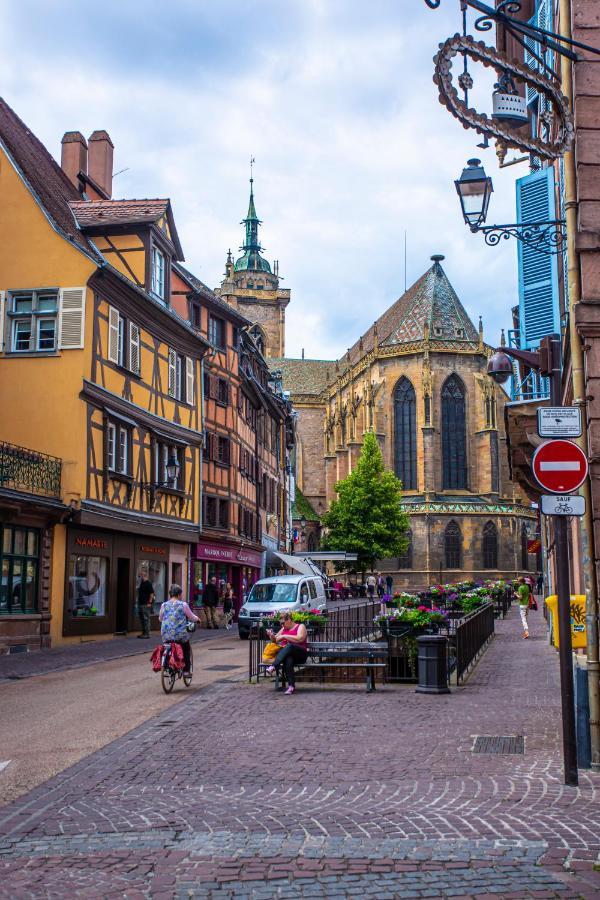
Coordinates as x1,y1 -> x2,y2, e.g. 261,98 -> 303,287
433,34 -> 574,161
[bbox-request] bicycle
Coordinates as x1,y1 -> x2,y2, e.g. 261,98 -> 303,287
161,623 -> 195,694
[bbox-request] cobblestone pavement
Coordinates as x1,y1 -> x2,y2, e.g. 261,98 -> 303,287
0,607 -> 599,898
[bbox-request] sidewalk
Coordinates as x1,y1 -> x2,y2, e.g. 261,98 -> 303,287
0,605 -> 599,898
0,626 -> 229,682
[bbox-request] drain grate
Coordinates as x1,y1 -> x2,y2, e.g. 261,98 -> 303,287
156,720 -> 178,728
473,735 -> 524,754
205,664 -> 241,671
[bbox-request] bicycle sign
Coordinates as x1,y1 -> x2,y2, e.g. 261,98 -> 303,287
541,494 -> 586,517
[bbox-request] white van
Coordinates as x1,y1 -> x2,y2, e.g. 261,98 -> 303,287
238,574 -> 327,639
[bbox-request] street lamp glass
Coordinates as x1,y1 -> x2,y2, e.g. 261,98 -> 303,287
166,455 -> 180,483
455,158 -> 494,229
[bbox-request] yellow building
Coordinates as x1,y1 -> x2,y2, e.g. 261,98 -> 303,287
0,99 -> 209,650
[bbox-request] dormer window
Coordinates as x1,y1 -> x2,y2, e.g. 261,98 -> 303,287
456,327 -> 464,338
151,246 -> 165,300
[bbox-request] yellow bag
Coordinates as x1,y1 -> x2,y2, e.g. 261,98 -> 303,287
262,641 -> 279,663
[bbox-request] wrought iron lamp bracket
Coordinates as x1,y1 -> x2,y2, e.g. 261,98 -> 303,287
470,218 -> 566,254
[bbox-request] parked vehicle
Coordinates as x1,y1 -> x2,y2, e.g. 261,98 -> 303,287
238,575 -> 327,639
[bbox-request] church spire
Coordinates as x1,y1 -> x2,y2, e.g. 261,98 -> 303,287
234,159 -> 272,274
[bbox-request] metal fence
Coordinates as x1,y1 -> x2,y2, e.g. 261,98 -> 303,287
454,602 -> 495,684
0,441 -> 62,498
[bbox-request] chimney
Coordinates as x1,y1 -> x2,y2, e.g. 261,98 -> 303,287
61,131 -> 87,190
88,130 -> 114,198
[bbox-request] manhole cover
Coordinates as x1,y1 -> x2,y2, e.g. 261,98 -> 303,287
473,735 -> 524,754
205,665 -> 241,671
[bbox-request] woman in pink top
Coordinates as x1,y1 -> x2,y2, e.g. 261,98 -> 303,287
266,611 -> 308,695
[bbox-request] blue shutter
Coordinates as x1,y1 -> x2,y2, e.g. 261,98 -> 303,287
516,167 -> 560,349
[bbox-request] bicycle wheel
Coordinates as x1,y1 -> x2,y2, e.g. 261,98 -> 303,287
183,645 -> 193,687
161,666 -> 176,694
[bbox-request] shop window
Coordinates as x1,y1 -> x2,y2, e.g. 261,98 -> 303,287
8,290 -> 58,353
68,554 -> 107,618
136,559 -> 166,615
208,315 -> 226,350
0,526 -> 39,614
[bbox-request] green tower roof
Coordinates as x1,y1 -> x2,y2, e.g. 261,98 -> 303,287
234,177 -> 272,274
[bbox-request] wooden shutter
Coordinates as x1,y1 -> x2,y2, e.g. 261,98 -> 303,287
516,168 -> 560,348
186,357 -> 195,405
107,305 -> 119,363
168,348 -> 177,397
58,287 -> 86,349
129,322 -> 140,375
0,291 -> 5,353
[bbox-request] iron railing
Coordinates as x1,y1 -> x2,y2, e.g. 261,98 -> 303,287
454,602 -> 495,685
0,441 -> 62,498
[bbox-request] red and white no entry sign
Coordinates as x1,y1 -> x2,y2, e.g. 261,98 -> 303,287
532,440 -> 588,494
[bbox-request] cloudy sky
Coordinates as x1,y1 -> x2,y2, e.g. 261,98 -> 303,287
1,0 -> 526,360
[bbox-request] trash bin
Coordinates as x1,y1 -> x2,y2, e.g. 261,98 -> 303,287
415,634 -> 450,694
544,595 -> 587,649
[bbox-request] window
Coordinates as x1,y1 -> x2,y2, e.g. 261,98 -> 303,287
238,506 -> 259,540
8,291 -> 58,353
445,521 -> 462,569
155,441 -> 184,490
208,315 -> 225,350
218,379 -> 229,406
151,246 -> 165,300
441,374 -> 468,490
203,495 -> 229,530
68,554 -> 107,618
203,373 -> 229,406
394,376 -> 417,490
0,526 -> 39,615
168,350 -> 193,402
203,432 -> 230,467
483,522 -> 498,569
190,302 -> 202,331
106,421 -> 131,476
108,307 -> 141,375
398,530 -> 413,569
307,533 -> 317,553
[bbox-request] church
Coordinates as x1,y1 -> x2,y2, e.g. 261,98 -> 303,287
216,180 -> 537,588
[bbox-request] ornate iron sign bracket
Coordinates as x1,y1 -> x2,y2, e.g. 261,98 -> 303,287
472,219 -> 566,254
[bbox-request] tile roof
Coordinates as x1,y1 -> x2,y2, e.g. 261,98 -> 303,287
69,198 -> 169,227
0,97 -> 98,259
268,358 -> 338,396
173,263 -> 251,326
347,258 -> 479,364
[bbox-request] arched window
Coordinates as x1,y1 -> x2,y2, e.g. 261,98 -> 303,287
248,324 -> 265,355
398,529 -> 413,569
441,375 -> 467,490
483,521 -> 498,569
521,524 -> 529,571
394,377 -> 417,490
445,521 -> 462,569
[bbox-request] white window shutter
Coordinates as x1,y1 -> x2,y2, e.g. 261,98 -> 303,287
168,348 -> 177,397
186,357 -> 194,405
108,305 -> 119,363
58,287 -> 86,350
129,321 -> 140,375
0,292 -> 5,352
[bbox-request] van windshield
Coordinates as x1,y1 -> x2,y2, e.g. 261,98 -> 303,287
247,583 -> 297,604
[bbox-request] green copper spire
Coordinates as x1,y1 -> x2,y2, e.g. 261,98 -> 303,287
234,164 -> 272,274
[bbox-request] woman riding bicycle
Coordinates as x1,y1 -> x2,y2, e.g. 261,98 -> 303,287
158,584 -> 199,676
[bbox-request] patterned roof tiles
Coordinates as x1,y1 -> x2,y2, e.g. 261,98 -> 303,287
69,198 -> 169,227
268,358 -> 338,396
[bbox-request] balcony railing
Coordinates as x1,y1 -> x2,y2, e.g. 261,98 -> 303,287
508,329 -> 550,402
0,441 -> 62,499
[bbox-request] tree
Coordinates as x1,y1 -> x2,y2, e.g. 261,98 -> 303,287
321,431 -> 409,574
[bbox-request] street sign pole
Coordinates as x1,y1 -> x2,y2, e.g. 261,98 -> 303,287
547,335 -> 578,787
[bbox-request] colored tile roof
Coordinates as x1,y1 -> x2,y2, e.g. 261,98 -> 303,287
69,198 -> 169,227
173,263 -> 251,326
0,97 -> 98,259
291,487 -> 320,522
268,358 -> 338,396
347,257 -> 479,363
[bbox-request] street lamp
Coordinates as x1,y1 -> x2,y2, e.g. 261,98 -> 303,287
487,333 -> 578,787
165,455 -> 181,485
455,158 -> 566,255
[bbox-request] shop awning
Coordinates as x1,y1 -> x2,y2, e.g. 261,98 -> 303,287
265,550 -> 322,577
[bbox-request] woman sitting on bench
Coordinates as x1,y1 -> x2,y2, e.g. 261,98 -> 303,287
266,611 -> 308,695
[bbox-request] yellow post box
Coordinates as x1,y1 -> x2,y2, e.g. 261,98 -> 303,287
545,595 -> 587,649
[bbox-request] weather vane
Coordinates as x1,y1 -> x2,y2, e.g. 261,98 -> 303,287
250,156 -> 255,183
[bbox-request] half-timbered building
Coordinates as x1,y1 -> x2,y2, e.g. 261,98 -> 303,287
0,100 -> 209,648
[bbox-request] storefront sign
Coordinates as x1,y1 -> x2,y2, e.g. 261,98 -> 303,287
75,537 -> 108,550
195,540 -> 261,568
139,545 -> 167,556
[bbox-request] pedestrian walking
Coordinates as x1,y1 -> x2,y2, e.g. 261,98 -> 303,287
366,573 -> 376,600
136,567 -> 155,639
516,577 -> 531,639
223,582 -> 234,629
536,572 -> 544,597
377,574 -> 385,599
202,576 -> 219,629
386,574 -> 393,595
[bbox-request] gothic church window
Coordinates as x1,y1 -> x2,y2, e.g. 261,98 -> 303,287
445,521 -> 462,568
393,377 -> 417,490
482,521 -> 498,569
441,374 -> 467,490
398,529 -> 413,569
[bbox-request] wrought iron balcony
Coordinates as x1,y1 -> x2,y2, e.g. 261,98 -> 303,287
0,441 -> 62,499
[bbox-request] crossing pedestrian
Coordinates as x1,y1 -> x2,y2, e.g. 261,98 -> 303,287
202,576 -> 219,629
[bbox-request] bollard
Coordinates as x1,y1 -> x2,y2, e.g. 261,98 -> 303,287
415,634 -> 450,694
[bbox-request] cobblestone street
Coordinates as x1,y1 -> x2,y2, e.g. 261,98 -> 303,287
1,608 -> 599,898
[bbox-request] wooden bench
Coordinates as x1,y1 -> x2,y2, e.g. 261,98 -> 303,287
261,641 -> 388,693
